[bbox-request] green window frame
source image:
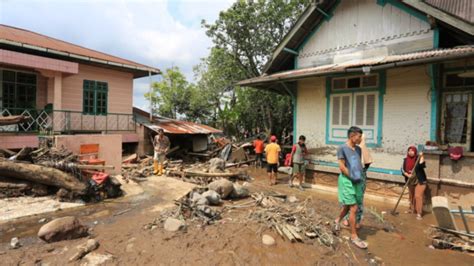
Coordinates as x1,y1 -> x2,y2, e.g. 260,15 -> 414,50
325,72 -> 386,147
1,69 -> 37,114
83,80 -> 108,115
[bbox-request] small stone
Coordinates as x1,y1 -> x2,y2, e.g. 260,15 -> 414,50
202,190 -> 221,205
164,218 -> 185,232
287,196 -> 298,203
81,252 -> 113,266
429,245 -> 435,249
10,237 -> 21,249
93,221 -> 98,225
374,256 -> 383,262
262,234 -> 275,246
125,243 -> 134,253
38,218 -> 47,224
151,225 -> 158,231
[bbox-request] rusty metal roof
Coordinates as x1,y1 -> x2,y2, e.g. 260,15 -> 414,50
133,107 -> 222,135
0,24 -> 160,76
239,46 -> 474,87
424,0 -> 474,23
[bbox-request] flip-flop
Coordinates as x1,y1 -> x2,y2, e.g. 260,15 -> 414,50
351,237 -> 368,249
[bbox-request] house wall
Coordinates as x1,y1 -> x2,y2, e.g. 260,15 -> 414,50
297,0 -> 434,68
54,134 -> 122,175
295,65 -> 432,178
61,64 -> 133,114
36,74 -> 48,109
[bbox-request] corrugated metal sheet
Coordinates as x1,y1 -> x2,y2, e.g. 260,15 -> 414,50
0,24 -> 160,73
133,107 -> 222,135
239,46 -> 474,86
424,0 -> 474,23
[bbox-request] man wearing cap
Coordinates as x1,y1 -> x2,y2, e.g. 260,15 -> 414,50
265,135 -> 281,185
153,128 -> 170,176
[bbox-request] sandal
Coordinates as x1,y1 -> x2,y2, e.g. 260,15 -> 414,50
416,214 -> 422,220
351,237 -> 368,249
332,221 -> 341,236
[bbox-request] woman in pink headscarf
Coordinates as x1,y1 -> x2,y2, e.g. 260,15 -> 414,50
402,146 -> 427,220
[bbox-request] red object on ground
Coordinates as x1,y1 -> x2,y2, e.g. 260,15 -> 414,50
448,146 -> 463,161
92,172 -> 109,185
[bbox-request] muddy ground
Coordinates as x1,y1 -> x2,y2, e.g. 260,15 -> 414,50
0,168 -> 472,265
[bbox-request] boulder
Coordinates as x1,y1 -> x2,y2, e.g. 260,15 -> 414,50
208,179 -> 234,199
164,218 -> 185,232
209,158 -> 225,173
262,234 -> 275,246
202,190 -> 221,205
230,183 -> 250,199
37,216 -> 88,243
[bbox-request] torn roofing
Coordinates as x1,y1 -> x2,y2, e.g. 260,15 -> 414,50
0,24 -> 161,78
133,107 -> 222,135
262,0 -> 474,76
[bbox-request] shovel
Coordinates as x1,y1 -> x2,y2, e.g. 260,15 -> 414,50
391,153 -> 422,216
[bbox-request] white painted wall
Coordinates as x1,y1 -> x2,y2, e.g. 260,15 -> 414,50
295,66 -> 432,171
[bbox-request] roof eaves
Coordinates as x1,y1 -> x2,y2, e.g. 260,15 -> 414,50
403,0 -> 474,35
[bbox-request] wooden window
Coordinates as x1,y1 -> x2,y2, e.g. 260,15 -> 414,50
441,92 -> 472,150
83,80 -> 108,115
1,69 -> 37,114
332,74 -> 378,91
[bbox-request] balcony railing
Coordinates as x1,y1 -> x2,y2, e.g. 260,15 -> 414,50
0,108 -> 136,133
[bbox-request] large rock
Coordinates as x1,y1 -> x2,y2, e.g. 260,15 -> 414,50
209,158 -> 225,173
202,190 -> 221,205
230,183 -> 250,199
208,179 -> 234,199
164,218 -> 185,232
37,216 -> 88,243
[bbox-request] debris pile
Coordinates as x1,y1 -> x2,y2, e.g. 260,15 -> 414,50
248,192 -> 336,247
429,227 -> 474,252
0,146 -> 122,202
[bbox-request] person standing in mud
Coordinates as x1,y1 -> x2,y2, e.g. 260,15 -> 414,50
253,136 -> 265,168
342,133 -> 373,228
332,126 -> 368,249
402,146 -> 427,220
265,135 -> 281,185
289,135 -> 308,190
153,128 -> 170,176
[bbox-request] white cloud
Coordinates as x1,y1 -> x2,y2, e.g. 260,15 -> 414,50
1,0 -> 234,111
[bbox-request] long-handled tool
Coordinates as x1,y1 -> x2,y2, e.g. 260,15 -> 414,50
391,153 -> 422,216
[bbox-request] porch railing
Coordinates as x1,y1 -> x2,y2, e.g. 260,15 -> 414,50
0,108 -> 136,133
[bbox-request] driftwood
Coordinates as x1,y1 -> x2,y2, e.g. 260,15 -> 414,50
0,161 -> 87,194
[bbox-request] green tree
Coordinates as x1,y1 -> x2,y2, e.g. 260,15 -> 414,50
199,0 -> 310,137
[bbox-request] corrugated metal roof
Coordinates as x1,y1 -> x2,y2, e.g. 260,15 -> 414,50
239,46 -> 474,86
0,24 -> 160,75
133,107 -> 222,135
424,0 -> 474,23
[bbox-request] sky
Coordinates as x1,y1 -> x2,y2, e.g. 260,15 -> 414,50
0,0 -> 234,110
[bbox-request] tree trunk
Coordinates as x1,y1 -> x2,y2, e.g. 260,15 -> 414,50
0,161 -> 87,194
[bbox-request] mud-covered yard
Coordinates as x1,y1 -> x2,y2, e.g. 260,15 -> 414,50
0,169 -> 472,265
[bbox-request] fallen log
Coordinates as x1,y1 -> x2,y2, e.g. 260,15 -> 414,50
0,161 -> 87,194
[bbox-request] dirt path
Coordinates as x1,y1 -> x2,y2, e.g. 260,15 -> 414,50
0,169 -> 472,265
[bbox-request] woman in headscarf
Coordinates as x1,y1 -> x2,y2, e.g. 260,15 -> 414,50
402,146 -> 427,220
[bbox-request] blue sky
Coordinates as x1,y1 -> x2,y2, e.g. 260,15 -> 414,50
0,0 -> 233,110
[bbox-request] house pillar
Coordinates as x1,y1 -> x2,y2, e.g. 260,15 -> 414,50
53,72 -> 62,110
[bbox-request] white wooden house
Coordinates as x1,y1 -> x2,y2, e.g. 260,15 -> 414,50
240,0 -> 474,187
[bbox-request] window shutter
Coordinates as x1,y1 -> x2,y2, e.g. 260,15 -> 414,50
355,95 -> 365,125
366,94 -> 376,126
341,96 -> 350,125
332,96 -> 341,125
